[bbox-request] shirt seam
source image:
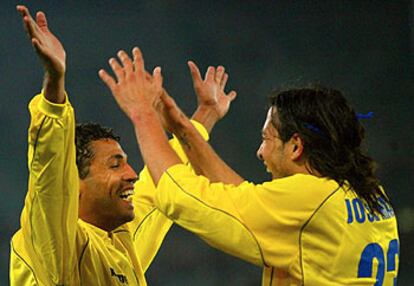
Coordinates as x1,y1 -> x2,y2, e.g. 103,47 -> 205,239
11,239 -> 40,285
299,186 -> 341,286
132,207 -> 157,241
269,267 -> 274,286
78,236 -> 90,285
29,116 -> 47,269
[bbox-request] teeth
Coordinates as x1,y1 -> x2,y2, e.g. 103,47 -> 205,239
120,190 -> 134,200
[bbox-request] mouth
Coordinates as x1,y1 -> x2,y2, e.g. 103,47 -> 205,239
119,189 -> 135,202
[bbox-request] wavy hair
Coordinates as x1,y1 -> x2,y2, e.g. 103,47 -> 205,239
269,86 -> 388,214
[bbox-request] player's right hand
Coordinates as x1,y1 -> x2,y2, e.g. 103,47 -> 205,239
17,5 -> 66,78
99,48 -> 164,121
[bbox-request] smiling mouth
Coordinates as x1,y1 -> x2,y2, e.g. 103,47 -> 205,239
119,189 -> 134,201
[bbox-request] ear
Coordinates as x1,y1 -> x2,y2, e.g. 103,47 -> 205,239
288,133 -> 304,161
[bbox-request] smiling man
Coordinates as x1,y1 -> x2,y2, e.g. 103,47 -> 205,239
100,46 -> 400,285
11,5 -> 236,285
76,124 -> 138,232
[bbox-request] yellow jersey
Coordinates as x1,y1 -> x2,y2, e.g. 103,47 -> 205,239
156,164 -> 399,285
10,92 -> 209,285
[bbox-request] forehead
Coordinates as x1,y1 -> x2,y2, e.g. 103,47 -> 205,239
90,139 -> 126,161
262,107 -> 279,135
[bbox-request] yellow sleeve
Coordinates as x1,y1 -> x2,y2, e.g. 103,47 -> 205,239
17,92 -> 79,284
155,165 -> 342,270
129,120 -> 209,273
155,164 -> 265,266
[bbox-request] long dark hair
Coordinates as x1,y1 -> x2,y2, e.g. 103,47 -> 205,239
269,86 -> 388,214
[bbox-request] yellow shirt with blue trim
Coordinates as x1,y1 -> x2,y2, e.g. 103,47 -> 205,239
155,164 -> 399,285
9,92 -> 209,285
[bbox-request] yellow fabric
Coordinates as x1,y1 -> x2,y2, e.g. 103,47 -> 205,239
9,90 -> 209,285
156,164 -> 399,285
129,120 -> 208,273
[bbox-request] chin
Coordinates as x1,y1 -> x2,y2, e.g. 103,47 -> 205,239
128,213 -> 135,221
124,212 -> 135,223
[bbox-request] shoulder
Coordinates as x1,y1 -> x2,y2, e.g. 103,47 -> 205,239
260,174 -> 339,194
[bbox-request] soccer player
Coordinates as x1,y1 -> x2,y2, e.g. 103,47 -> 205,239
11,5 -> 236,285
100,48 -> 400,285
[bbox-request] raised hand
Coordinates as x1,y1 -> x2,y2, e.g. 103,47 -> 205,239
99,48 -> 163,120
188,61 -> 237,132
155,89 -> 190,135
17,5 -> 66,78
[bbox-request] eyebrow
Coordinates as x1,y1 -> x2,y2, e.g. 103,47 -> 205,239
108,153 -> 127,161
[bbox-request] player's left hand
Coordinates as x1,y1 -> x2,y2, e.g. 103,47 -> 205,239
189,61 -> 237,120
99,47 -> 163,120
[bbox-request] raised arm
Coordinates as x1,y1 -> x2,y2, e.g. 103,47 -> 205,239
17,5 -> 65,103
99,48 -> 181,184
153,61 -> 243,184
99,50 -> 243,185
99,51 -> 262,266
188,61 -> 237,133
129,62 -> 239,271
13,6 -> 78,285
160,92 -> 244,184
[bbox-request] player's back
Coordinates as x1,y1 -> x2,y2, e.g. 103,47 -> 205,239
254,175 -> 399,285
299,186 -> 399,285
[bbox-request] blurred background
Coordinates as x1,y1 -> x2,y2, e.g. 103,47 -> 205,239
1,0 -> 413,285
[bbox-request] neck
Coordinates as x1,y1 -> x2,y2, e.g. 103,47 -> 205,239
79,209 -> 120,233
290,160 -> 321,177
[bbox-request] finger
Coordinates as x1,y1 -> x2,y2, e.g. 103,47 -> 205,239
36,11 -> 49,32
132,47 -> 145,80
17,6 -> 40,30
31,38 -> 45,55
16,5 -> 31,18
187,61 -> 202,84
227,91 -> 237,102
98,69 -> 117,91
205,66 -> 215,83
152,66 -> 163,89
220,73 -> 229,90
215,65 -> 225,84
18,7 -> 41,40
109,57 -> 124,82
160,90 -> 177,110
117,50 -> 133,77
16,5 -> 32,38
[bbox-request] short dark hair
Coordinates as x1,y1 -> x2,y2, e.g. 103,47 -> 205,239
75,122 -> 120,179
269,85 -> 388,214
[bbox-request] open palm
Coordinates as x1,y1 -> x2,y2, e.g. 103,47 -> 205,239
188,61 -> 237,120
17,5 -> 66,76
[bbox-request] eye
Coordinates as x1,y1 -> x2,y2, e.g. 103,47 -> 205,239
110,163 -> 120,169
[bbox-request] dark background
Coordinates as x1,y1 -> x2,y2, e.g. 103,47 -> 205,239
1,1 -> 413,285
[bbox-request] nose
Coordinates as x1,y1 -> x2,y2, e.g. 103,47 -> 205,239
124,163 -> 138,184
256,145 -> 263,161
